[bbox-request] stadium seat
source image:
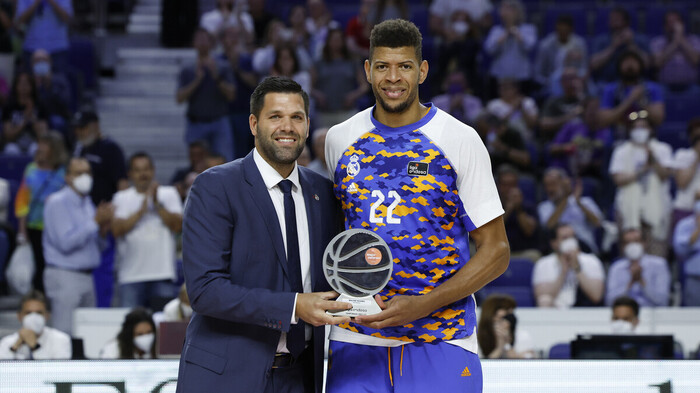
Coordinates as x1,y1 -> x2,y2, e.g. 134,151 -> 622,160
478,286 -> 535,307
548,342 -> 571,359
542,6 -> 588,36
477,258 -> 535,307
657,122 -> 687,152
0,154 -> 32,183
664,87 -> 699,124
68,36 -> 97,92
518,174 -> 538,206
594,6 -> 637,36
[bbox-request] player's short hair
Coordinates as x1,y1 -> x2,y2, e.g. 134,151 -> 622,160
369,19 -> 422,63
250,76 -> 310,119
613,296 -> 639,317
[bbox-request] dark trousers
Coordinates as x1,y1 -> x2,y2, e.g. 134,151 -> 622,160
27,228 -> 45,293
264,349 -> 314,393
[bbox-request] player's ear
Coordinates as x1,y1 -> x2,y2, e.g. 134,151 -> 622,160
364,59 -> 371,83
419,60 -> 428,84
249,114 -> 258,136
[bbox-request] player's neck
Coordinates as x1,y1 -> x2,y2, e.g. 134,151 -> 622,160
374,101 -> 427,129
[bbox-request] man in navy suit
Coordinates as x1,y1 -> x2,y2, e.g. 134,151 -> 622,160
176,77 -> 352,393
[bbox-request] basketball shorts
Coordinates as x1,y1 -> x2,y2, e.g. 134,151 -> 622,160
326,340 -> 483,393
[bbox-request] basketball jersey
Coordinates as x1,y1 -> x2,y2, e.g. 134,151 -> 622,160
325,104 -> 504,348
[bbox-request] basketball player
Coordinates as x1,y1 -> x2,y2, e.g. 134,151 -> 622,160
324,19 -> 510,392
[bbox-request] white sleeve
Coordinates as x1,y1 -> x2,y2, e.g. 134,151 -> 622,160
580,197 -> 603,220
673,149 -> 696,170
653,142 -> 674,168
160,187 -> 184,214
112,192 -> 131,219
581,254 -> 605,280
608,145 -> 627,175
532,257 -> 556,285
51,330 -> 72,360
537,201 -> 553,225
0,335 -> 16,360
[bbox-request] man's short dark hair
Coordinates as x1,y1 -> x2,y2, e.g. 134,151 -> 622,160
611,7 -> 630,25
556,14 -> 574,28
128,151 -> 154,171
548,222 -> 573,242
617,50 -> 644,73
249,76 -> 310,119
20,290 -> 50,312
369,19 -> 422,62
613,296 -> 639,317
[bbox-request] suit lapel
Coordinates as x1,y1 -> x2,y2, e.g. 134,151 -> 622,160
299,169 -> 321,287
242,153 -> 289,279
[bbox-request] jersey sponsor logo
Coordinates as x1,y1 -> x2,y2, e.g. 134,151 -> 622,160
461,366 -> 471,377
347,155 -> 361,177
407,161 -> 428,176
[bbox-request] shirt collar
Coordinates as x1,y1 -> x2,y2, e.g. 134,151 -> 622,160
253,148 -> 301,191
64,185 -> 90,205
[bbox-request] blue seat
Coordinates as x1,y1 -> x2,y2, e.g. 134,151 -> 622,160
657,122 -> 687,152
478,286 -> 535,307
518,175 -> 538,206
543,6 -> 588,36
68,36 -> 97,92
0,154 -> 32,183
478,258 -> 535,307
594,6 -> 637,36
665,89 -> 699,124
549,342 -> 571,359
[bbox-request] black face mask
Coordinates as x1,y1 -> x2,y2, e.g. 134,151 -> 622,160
503,313 -> 517,345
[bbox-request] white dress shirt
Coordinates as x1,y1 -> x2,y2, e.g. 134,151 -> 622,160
253,149 -> 312,353
0,327 -> 71,360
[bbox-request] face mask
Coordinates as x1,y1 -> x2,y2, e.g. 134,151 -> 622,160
133,333 -> 154,353
22,312 -> 46,334
630,127 -> 650,145
181,304 -> 193,318
611,319 -> 634,334
452,20 -> 470,35
73,174 -> 93,195
33,61 -> 51,76
559,237 -> 579,254
624,242 -> 644,261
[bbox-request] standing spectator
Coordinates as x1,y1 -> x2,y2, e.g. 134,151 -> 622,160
610,296 -> 640,334
429,0 -> 494,41
306,127 -> 327,176
538,167 -> 603,254
269,43 -> 312,98
311,28 -> 367,128
305,0 -> 337,60
170,141 -> 210,202
650,11 -> 700,87
610,115 -> 673,256
590,7 -> 648,83
673,118 -> 700,225
345,0 -> 374,59
14,0 -> 72,72
672,200 -> 700,306
598,51 -> 665,131
533,223 -> 605,308
42,157 -> 112,335
248,0 -> 274,46
0,0 -> 14,53
496,165 -> 540,261
252,19 -> 313,76
220,25 -> 258,159
539,67 -> 587,140
0,290 -> 71,359
99,308 -> 157,359
534,14 -> 588,92
477,294 -> 535,359
14,131 -> 66,293
176,28 -> 236,162
199,0 -> 254,42
111,153 -> 183,309
2,71 -> 48,155
606,228 -> 670,307
31,48 -> 72,136
547,46 -> 594,98
475,112 -> 531,173
432,70 -> 483,125
486,78 -> 538,142
483,0 -> 537,90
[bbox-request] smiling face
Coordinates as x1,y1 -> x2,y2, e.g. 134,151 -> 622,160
365,46 -> 427,116
250,92 -> 309,176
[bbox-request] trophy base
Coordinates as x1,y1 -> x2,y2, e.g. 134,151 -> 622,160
328,294 -> 382,317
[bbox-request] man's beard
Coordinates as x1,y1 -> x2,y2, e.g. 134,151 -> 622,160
372,82 -> 418,114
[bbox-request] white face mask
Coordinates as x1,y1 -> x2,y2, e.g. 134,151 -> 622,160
559,237 -> 579,254
452,20 -> 470,35
624,242 -> 644,261
22,312 -> 46,334
611,319 -> 635,334
181,304 -> 193,318
133,333 -> 154,353
73,174 -> 93,195
630,127 -> 650,145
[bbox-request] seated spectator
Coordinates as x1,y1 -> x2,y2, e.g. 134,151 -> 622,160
650,10 -> 700,88
99,308 -> 157,359
31,49 -> 71,136
547,97 -> 612,178
534,14 -> 587,93
366,0 -> 408,25
14,0 -> 73,72
610,114 -> 673,256
486,78 -> 538,143
433,4 -> 481,92
475,112 -> 531,173
310,27 -> 367,128
610,296 -> 640,334
496,164 -> 540,261
1,71 -> 49,155
429,0 -> 493,41
306,127 -> 327,176
598,51 -> 665,133
287,5 -> 311,56
171,141 -> 210,201
539,67 -> 587,140
533,223 -> 605,308
200,0 -> 254,42
547,46 -> 595,98
605,228 -> 671,307
269,43 -> 312,100
0,290 -> 71,360
590,7 -> 649,83
672,203 -> 700,306
345,0 -> 374,59
477,293 -> 535,359
432,70 -> 483,125
538,167 -> 603,253
14,131 -> 67,293
483,0 -> 537,88
252,19 -> 313,75
305,0 -> 338,61
162,284 -> 192,322
673,118 -> 700,225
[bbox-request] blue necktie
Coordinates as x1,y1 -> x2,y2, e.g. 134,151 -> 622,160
278,179 -> 305,357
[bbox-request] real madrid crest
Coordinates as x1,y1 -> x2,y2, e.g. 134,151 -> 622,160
346,154 -> 360,177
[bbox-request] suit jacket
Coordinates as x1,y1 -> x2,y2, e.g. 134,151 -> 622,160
176,152 -> 340,393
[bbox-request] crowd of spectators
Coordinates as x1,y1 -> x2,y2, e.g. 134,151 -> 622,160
2,0 -> 700,360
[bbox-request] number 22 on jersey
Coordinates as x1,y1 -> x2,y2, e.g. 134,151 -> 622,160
369,190 -> 401,224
